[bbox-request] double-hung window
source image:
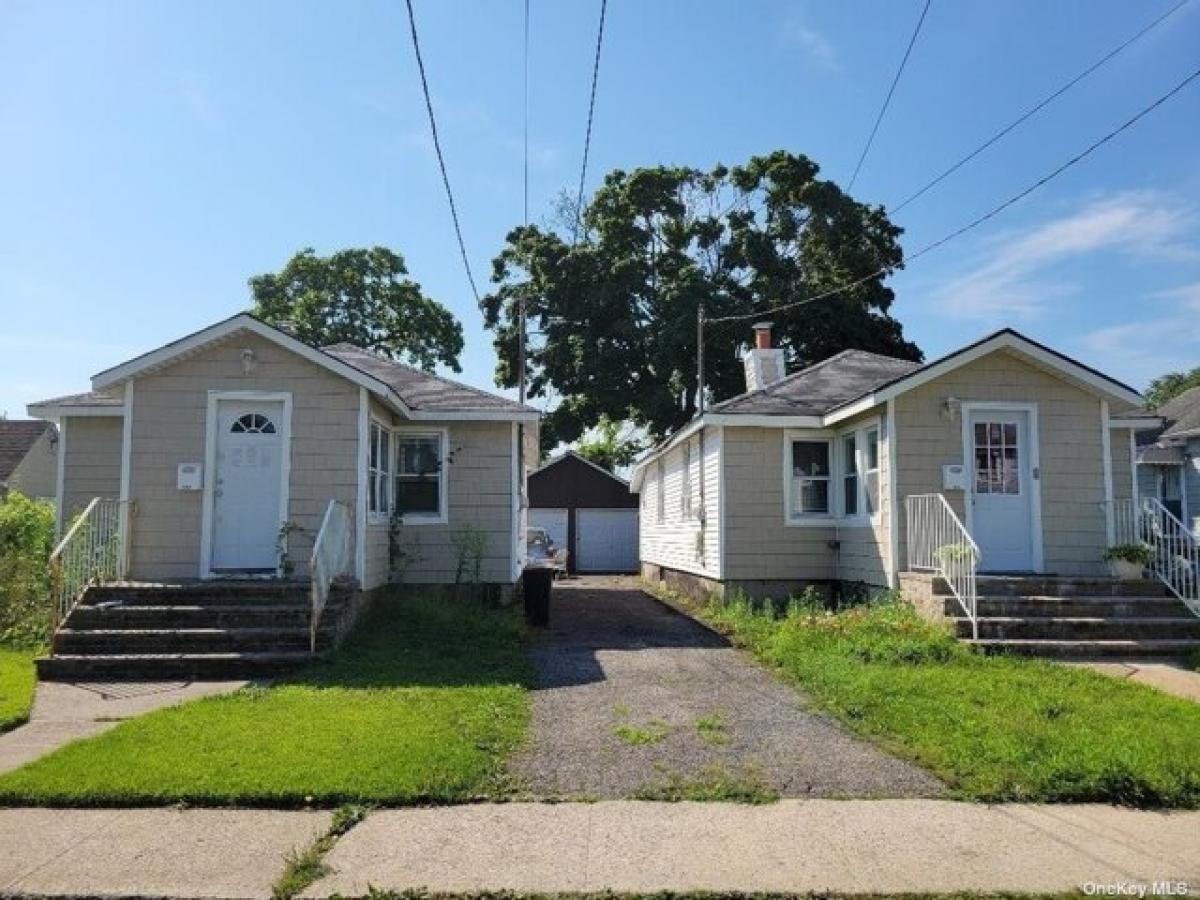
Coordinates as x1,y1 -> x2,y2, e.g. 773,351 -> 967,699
842,433 -> 859,517
394,432 -> 444,519
863,427 -> 880,515
368,421 -> 392,520
791,440 -> 831,516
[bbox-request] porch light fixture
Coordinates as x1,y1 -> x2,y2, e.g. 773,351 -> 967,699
941,396 -> 961,422
240,348 -> 257,375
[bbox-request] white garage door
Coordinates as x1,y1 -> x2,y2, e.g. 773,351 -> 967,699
528,508 -> 568,550
577,508 -> 639,573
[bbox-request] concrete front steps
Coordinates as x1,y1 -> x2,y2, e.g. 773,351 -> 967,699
912,574 -> 1200,659
36,581 -> 351,681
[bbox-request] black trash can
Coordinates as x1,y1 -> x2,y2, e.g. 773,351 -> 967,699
523,565 -> 554,626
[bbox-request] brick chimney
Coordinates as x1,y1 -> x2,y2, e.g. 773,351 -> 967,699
743,322 -> 787,391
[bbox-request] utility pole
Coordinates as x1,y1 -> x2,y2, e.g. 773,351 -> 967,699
696,303 -> 705,415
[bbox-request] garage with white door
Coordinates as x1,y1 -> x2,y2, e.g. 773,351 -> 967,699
528,452 -> 640,574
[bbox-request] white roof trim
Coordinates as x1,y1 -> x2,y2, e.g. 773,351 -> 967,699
823,331 -> 1143,424
1111,417 -> 1161,429
26,403 -> 124,421
88,313 -> 539,423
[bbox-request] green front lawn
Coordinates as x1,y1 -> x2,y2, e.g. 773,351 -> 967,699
0,593 -> 530,806
0,647 -> 38,733
684,591 -> 1200,808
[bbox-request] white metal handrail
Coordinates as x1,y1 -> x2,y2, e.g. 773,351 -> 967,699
49,498 -> 127,635
1109,497 -> 1199,616
906,493 -> 980,639
309,500 -> 353,653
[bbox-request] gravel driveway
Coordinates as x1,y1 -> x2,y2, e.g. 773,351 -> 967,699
508,576 -> 944,800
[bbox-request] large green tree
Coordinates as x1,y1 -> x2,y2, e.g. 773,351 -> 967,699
573,416 -> 646,472
482,152 -> 920,446
1145,365 -> 1200,409
251,247 -> 464,371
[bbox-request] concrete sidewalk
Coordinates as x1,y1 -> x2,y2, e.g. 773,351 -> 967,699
0,807 -> 329,898
306,800 -> 1200,897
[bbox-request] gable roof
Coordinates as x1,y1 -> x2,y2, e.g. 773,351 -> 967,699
0,420 -> 53,483
709,349 -> 922,417
30,313 -> 537,423
532,450 -> 630,486
1156,385 -> 1200,440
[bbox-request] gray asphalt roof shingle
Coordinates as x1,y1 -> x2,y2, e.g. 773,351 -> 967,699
0,420 -> 53,482
1158,385 -> 1200,440
322,344 -> 534,413
29,391 -> 123,408
708,349 -> 924,416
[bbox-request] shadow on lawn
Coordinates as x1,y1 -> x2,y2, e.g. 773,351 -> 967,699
287,592 -> 533,690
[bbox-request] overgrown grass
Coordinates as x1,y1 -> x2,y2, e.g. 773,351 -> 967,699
613,720 -> 671,745
0,647 -> 38,733
272,804 -> 366,899
680,590 -> 1200,808
634,762 -> 778,804
694,712 -> 730,746
0,594 -> 531,806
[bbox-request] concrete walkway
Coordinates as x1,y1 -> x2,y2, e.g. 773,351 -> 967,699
305,800 -> 1200,897
1075,659 -> 1200,703
0,679 -> 246,775
0,807 -> 329,898
510,576 -> 943,799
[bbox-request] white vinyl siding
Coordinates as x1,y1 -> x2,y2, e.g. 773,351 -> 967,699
639,427 -> 721,578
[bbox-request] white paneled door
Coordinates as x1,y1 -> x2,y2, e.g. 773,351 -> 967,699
211,400 -> 285,572
968,409 -> 1036,572
576,508 -> 639,573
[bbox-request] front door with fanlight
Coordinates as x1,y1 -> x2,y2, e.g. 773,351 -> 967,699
968,409 -> 1036,572
210,401 -> 285,573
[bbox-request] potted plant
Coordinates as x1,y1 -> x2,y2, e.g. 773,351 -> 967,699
1103,543 -> 1153,580
935,543 -> 978,568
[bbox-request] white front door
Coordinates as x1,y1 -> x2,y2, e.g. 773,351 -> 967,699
211,400 -> 285,573
968,409 -> 1036,572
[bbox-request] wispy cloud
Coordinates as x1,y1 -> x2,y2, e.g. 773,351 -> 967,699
779,6 -> 839,70
1079,289 -> 1200,389
927,190 -> 1197,325
180,73 -> 221,130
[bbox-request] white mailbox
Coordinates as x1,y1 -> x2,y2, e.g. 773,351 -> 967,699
941,463 -> 969,491
177,462 -> 203,491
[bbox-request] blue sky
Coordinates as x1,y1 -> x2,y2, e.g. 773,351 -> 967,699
1,0 -> 1198,420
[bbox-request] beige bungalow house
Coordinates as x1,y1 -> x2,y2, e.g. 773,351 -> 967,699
27,313 -> 539,679
633,325 -> 1200,657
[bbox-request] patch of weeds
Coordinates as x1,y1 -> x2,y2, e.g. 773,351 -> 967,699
273,803 -> 367,899
694,712 -> 730,745
634,763 -> 778,804
613,720 -> 671,746
612,703 -> 631,718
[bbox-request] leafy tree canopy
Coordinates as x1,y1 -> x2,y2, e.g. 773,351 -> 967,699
1145,365 -> 1200,410
250,247 -> 464,372
482,151 -> 920,446
573,417 -> 646,473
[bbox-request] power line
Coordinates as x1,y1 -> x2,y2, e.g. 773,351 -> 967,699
890,0 -> 1192,214
708,63 -> 1200,326
573,0 -> 608,243
523,0 -> 531,228
404,0 -> 481,305
847,0 -> 933,191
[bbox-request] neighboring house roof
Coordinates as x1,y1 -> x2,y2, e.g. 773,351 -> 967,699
1137,443 -> 1186,465
28,313 -> 537,423
322,343 -> 528,413
631,327 -> 1150,490
1157,385 -> 1200,441
708,350 -> 922,417
0,420 -> 53,483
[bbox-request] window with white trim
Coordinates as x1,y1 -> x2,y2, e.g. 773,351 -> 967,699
368,421 -> 391,519
681,440 -> 692,519
394,432 -> 443,517
790,440 -> 831,516
863,426 -> 880,515
842,433 -> 858,517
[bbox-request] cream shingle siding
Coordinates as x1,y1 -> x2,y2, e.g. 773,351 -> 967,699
61,417 -> 122,521
722,427 -> 836,582
8,428 -> 58,500
639,427 -> 721,578
364,397 -> 515,588
128,333 -> 358,581
894,348 -> 1123,577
